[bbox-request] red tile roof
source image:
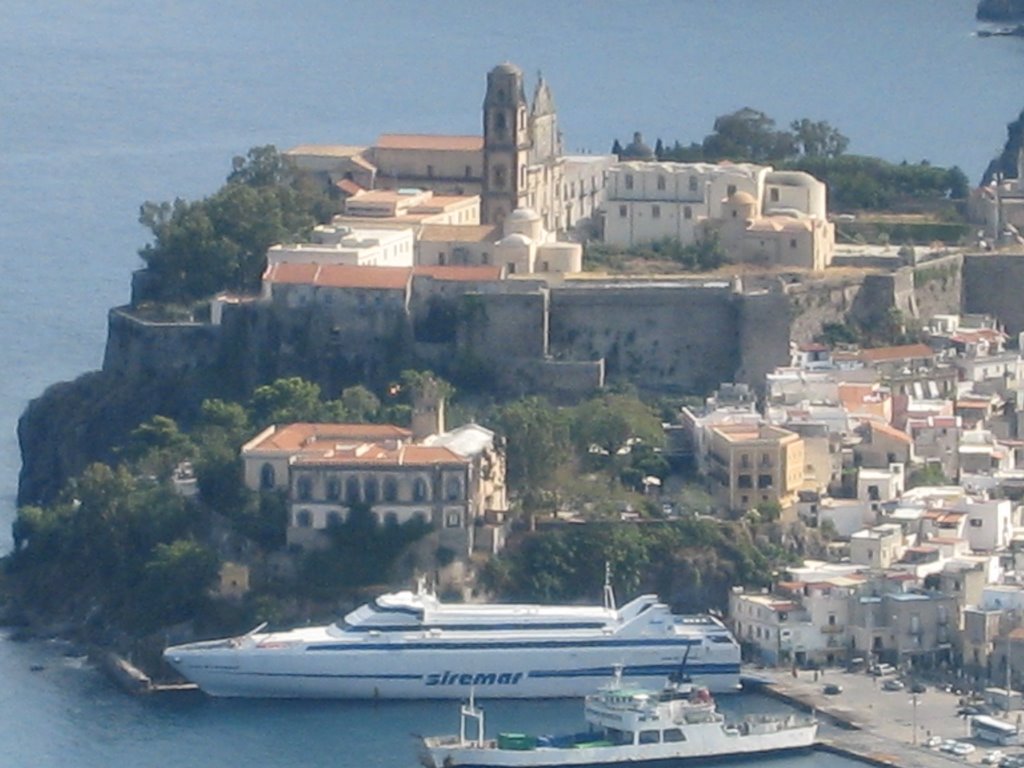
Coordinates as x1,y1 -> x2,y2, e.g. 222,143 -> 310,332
859,343 -> 935,363
265,263 -> 412,290
376,134 -> 483,152
246,423 -> 413,453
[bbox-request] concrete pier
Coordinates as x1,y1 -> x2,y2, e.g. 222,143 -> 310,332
751,667 -> 1006,767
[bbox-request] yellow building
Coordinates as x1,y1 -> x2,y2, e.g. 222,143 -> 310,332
706,423 -> 804,513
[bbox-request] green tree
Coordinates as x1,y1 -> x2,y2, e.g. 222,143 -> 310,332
249,376 -> 328,427
496,397 -> 571,494
129,539 -> 220,630
790,118 -> 849,158
572,394 -> 665,469
702,108 -> 797,163
340,385 -> 381,423
122,415 -> 197,480
908,463 -> 949,489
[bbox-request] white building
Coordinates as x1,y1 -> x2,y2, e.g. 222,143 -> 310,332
849,523 -> 905,569
267,225 -> 415,268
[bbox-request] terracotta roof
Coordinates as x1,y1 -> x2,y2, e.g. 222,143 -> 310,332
336,179 -> 364,196
293,442 -> 466,467
869,420 -> 912,445
286,144 -> 367,158
265,263 -> 412,290
376,134 -> 483,152
418,224 -> 499,243
246,423 -> 413,453
413,265 -> 504,282
858,343 -> 934,363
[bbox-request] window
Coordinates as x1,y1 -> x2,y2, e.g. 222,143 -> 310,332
384,512 -> 399,527
684,206 -> 692,220
639,730 -> 660,745
657,175 -> 666,191
738,475 -> 753,489
868,485 -> 880,501
758,474 -> 773,489
625,174 -> 634,191
296,509 -> 312,528
383,476 -> 398,502
770,187 -> 779,202
790,239 -> 798,248
970,518 -> 983,528
688,176 -> 698,192
619,205 -> 627,218
727,184 -> 737,196
346,477 -> 361,504
663,728 -> 686,743
364,477 -> 379,504
427,164 -> 434,178
438,252 -> 446,266
741,495 -> 748,504
260,463 -> 276,489
493,164 -> 506,189
652,204 -> 661,219
327,510 -> 343,528
494,111 -> 507,138
740,454 -> 751,469
413,477 -> 428,502
297,475 -> 313,501
445,511 -> 461,527
326,477 -> 341,501
465,165 -> 472,178
446,477 -> 462,501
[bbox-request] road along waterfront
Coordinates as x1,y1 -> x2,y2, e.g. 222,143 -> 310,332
755,665 -> 1016,766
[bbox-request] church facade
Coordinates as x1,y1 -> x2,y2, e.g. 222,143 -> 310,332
285,63 -> 612,236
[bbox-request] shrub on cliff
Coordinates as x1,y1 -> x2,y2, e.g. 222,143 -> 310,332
137,146 -> 338,304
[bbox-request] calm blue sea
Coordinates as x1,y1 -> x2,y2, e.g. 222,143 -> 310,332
1,1 -> 1021,765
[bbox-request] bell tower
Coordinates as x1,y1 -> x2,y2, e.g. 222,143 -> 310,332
482,63 -> 530,226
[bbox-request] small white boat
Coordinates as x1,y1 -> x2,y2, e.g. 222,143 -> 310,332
420,668 -> 817,767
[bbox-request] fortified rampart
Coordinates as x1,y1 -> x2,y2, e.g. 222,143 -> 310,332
963,252 -> 1024,334
22,257 -> 972,504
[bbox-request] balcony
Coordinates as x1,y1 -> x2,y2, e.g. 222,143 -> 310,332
821,624 -> 845,634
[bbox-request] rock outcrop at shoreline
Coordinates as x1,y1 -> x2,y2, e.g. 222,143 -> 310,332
978,0 -> 1024,21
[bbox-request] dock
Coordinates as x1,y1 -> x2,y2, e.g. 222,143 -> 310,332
751,669 -> 997,767
96,650 -> 198,695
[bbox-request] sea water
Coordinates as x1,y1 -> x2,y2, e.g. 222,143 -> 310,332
1,1 -> 1020,765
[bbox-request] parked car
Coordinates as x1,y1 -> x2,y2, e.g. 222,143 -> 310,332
909,681 -> 927,694
924,735 -> 943,749
940,740 -> 959,753
882,678 -> 905,691
823,683 -> 843,695
982,749 -> 1005,765
952,742 -> 976,757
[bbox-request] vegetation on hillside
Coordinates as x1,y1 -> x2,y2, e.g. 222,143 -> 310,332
137,146 -> 339,303
613,108 -> 969,212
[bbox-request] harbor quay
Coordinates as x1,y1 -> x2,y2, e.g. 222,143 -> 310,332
752,665 -> 1020,766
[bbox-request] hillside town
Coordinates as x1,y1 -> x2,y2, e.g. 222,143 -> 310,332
192,63 -> 1024,698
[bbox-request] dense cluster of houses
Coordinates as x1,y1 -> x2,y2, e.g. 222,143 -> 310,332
680,314 -> 1024,684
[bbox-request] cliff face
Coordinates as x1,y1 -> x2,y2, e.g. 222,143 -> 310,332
978,0 -> 1024,21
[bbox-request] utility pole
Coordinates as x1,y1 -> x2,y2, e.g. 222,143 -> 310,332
911,692 -> 919,746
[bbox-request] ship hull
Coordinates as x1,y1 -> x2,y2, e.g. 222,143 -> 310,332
164,641 -> 740,699
424,726 -> 818,767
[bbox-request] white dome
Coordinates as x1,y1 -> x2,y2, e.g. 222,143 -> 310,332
499,233 -> 533,246
507,207 -> 540,221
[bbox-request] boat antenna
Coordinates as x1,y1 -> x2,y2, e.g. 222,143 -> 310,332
669,642 -> 692,686
603,562 -> 617,611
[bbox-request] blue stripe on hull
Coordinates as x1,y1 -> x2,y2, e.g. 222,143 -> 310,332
307,638 -> 711,652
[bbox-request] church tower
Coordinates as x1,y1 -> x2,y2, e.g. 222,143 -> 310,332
482,63 -> 530,226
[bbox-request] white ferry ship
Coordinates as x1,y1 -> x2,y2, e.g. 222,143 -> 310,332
421,670 -> 817,767
162,585 -> 740,699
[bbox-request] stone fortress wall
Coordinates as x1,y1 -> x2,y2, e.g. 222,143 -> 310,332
104,253 -> 999,404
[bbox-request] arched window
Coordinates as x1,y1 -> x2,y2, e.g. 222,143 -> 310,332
493,164 -> 506,189
297,475 -> 313,501
327,510 -> 343,528
383,476 -> 398,502
413,477 -> 428,502
260,463 -> 276,489
495,112 -> 507,138
345,477 -> 361,504
365,477 -> 379,504
326,477 -> 341,501
296,509 -> 313,528
384,512 -> 399,528
446,477 -> 462,501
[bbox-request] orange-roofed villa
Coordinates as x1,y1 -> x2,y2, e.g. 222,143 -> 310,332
241,393 -> 507,552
